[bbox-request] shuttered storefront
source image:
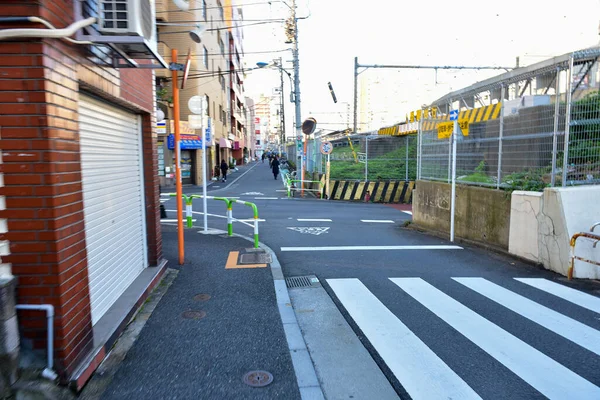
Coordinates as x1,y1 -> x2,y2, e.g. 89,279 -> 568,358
79,95 -> 147,324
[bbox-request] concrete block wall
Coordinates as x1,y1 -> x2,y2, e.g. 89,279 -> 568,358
413,180 -> 511,250
510,187 -> 600,279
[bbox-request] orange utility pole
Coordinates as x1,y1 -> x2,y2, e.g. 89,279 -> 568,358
172,48 -> 184,265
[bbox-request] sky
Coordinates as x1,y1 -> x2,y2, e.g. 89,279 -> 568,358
241,0 -> 600,136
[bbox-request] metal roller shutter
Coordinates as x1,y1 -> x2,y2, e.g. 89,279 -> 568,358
79,95 -> 147,325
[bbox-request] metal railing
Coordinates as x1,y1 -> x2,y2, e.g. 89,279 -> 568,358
169,194 -> 261,248
567,221 -> 600,280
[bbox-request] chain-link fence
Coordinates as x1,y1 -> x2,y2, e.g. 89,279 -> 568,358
418,47 -> 600,190
301,133 -> 418,181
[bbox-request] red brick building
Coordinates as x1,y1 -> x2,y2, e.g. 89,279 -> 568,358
0,0 -> 166,390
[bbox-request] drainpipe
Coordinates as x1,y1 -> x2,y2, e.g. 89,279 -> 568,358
15,304 -> 57,381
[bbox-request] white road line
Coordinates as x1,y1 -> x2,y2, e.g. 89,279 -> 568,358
220,162 -> 260,189
276,189 -> 288,192
255,197 -> 278,200
402,211 -> 413,215
297,218 -> 332,222
455,277 -> 600,356
280,245 -> 463,252
327,278 -> 480,400
361,219 -> 395,223
515,278 -> 600,314
391,278 -> 600,400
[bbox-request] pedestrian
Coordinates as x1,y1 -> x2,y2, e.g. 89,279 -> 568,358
261,153 -> 265,163
220,159 -> 229,183
271,156 -> 280,180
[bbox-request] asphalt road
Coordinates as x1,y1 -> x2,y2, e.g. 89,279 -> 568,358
161,160 -> 600,399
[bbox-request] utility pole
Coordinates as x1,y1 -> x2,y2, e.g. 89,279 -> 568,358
291,0 -> 303,190
278,57 -> 285,149
352,59 -> 514,135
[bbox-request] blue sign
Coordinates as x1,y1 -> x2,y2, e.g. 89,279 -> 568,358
449,109 -> 459,121
205,117 -> 212,144
167,134 -> 203,150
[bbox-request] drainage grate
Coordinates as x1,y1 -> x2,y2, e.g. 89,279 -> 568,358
240,253 -> 272,264
285,275 -> 320,288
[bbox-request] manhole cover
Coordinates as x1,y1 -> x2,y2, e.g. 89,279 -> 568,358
182,310 -> 206,320
240,253 -> 272,264
242,370 -> 273,387
193,294 -> 211,301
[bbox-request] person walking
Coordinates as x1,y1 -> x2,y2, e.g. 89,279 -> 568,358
220,159 -> 229,183
271,156 -> 280,180
261,153 -> 266,163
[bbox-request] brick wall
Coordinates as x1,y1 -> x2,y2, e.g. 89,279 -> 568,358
0,0 -> 162,380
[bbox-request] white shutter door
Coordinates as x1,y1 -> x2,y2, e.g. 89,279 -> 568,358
79,95 -> 147,325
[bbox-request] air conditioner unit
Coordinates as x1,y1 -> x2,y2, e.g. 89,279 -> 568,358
98,0 -> 157,52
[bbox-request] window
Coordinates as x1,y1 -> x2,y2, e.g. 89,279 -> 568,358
217,0 -> 224,20
218,68 -> 225,91
204,95 -> 210,117
203,46 -> 208,69
202,0 -> 207,20
219,105 -> 223,122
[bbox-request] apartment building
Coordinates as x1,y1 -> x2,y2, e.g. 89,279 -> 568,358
156,0 -> 246,184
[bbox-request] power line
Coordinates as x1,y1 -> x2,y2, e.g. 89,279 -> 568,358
155,1 -> 274,13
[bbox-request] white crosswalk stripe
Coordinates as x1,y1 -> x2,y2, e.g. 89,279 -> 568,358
327,278 -> 481,400
454,277 -> 600,356
515,278 -> 600,314
391,278 -> 600,400
327,276 -> 600,400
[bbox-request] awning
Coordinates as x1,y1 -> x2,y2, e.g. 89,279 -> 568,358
219,138 -> 232,148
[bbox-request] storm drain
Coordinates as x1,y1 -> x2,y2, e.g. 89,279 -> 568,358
285,275 -> 320,288
240,252 -> 272,264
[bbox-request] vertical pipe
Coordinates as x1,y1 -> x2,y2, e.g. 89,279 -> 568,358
562,54 -> 574,187
185,201 -> 193,228
450,119 -> 458,243
353,56 -> 358,135
496,85 -> 505,189
172,49 -> 184,265
405,135 -> 409,181
254,217 -> 259,248
202,125 -> 208,232
365,135 -> 368,181
227,206 -> 233,236
326,153 -> 330,199
551,68 -> 561,187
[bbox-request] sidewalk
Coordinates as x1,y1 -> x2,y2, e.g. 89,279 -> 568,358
159,161 -> 259,194
81,225 -> 306,399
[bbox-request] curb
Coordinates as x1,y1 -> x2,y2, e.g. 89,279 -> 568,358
222,231 -> 325,400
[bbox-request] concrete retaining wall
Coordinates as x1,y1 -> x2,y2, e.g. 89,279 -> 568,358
413,180 -> 511,250
510,186 -> 600,279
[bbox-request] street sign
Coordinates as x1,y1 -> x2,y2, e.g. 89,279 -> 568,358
205,117 -> 212,143
449,109 -> 459,121
320,141 -> 333,155
188,95 -> 204,114
357,152 -> 367,163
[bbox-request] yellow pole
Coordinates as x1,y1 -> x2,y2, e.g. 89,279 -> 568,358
172,49 -> 184,265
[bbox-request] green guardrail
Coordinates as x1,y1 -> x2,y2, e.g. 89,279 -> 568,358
169,194 -> 260,248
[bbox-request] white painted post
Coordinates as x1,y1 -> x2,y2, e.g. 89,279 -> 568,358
202,125 -> 208,233
450,119 -> 458,243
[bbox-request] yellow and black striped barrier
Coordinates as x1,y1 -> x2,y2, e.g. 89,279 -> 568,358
324,180 -> 415,204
